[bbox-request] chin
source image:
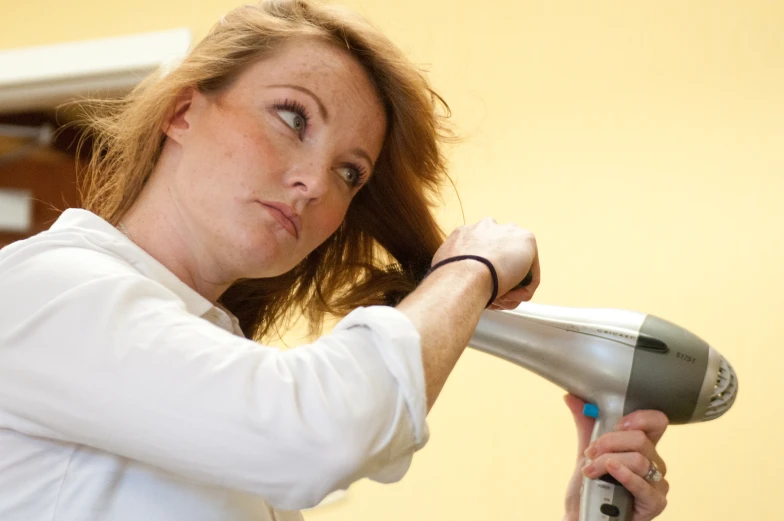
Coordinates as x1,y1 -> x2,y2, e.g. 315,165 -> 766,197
226,228 -> 305,279
237,252 -> 300,281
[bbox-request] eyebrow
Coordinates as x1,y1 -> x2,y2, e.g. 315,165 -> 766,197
350,148 -> 375,170
267,83 -> 329,121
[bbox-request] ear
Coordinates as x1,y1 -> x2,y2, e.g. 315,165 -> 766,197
162,87 -> 199,145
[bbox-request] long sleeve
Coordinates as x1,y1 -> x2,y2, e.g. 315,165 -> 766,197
0,244 -> 429,511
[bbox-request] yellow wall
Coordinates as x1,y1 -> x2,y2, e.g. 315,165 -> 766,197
2,0 -> 780,519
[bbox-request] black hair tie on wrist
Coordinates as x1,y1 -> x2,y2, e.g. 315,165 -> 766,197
424,255 -> 499,308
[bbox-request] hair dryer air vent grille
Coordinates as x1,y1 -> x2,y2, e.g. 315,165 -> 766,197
703,357 -> 738,421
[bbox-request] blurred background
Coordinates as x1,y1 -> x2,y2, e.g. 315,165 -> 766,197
0,0 -> 780,519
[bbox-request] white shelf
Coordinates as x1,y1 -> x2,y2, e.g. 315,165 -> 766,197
0,189 -> 32,232
0,29 -> 192,114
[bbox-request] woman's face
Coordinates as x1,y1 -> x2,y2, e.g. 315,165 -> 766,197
164,38 -> 387,280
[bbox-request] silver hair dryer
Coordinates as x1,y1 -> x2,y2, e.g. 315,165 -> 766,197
470,302 -> 738,521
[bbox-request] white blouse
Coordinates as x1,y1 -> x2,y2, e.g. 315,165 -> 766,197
0,209 -> 429,521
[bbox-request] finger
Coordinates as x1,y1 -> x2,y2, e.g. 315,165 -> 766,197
488,294 -> 521,310
605,460 -> 668,520
583,452 -> 652,481
659,477 -> 670,496
563,394 -> 595,458
615,410 -> 669,445
586,430 -> 666,476
491,289 -> 527,309
584,453 -> 670,500
515,248 -> 540,301
488,302 -> 517,311
496,287 -> 528,300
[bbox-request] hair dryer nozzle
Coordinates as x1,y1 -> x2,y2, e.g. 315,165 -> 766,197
701,355 -> 738,421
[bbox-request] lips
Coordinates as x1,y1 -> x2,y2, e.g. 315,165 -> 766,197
259,201 -> 301,239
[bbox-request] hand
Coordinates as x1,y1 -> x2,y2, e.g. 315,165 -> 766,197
562,394 -> 670,521
432,217 -> 540,308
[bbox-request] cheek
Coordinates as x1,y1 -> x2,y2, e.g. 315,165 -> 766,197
190,100 -> 281,172
227,124 -> 280,174
185,126 -> 241,177
316,204 -> 347,237
305,198 -> 351,253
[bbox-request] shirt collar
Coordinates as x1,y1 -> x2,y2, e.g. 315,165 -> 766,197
51,208 -> 216,318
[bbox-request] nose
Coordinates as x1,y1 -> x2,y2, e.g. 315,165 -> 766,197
287,161 -> 330,203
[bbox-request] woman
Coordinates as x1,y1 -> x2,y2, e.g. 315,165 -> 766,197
0,1 -> 669,520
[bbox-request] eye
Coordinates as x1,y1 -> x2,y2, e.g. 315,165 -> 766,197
272,99 -> 311,138
336,164 -> 368,189
278,109 -> 305,133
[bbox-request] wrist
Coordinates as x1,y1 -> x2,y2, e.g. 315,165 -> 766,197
427,258 -> 493,303
425,255 -> 497,307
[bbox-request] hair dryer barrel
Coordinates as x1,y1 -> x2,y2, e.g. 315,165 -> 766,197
469,302 -> 738,425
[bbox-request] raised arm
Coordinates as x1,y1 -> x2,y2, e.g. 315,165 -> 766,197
396,217 -> 540,411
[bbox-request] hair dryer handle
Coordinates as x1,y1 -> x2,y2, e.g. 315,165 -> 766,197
580,408 -> 634,521
512,270 -> 534,289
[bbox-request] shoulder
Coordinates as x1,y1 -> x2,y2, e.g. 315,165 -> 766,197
0,221 -> 180,314
0,209 -> 217,331
1,229 -> 140,285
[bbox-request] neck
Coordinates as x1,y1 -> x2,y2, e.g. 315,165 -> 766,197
120,165 -> 233,305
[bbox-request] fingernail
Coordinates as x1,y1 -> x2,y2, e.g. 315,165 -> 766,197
582,464 -> 596,478
584,446 -> 597,459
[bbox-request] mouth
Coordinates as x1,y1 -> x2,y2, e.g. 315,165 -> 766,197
259,201 -> 300,239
